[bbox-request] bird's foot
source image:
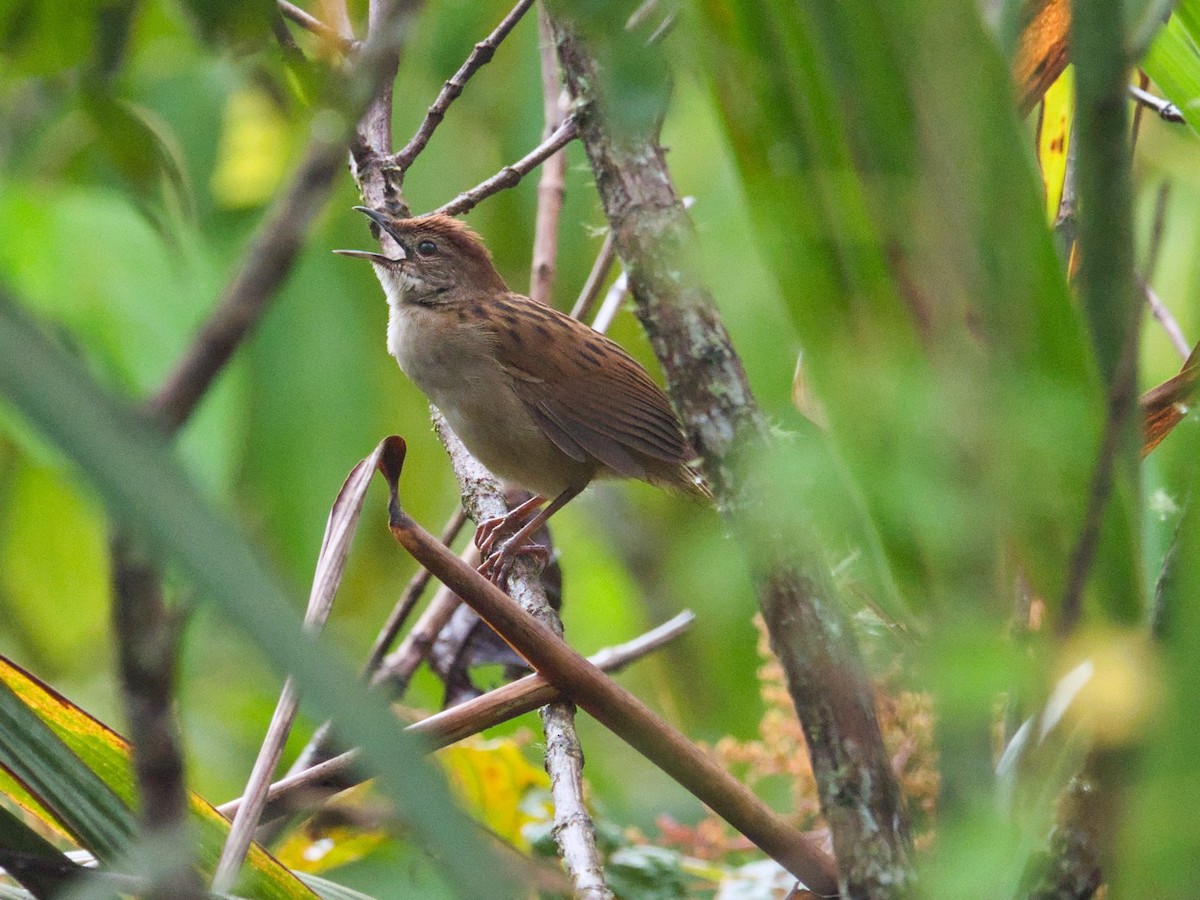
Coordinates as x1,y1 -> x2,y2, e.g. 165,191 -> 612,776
474,496 -> 545,557
473,514 -> 515,557
479,538 -> 551,584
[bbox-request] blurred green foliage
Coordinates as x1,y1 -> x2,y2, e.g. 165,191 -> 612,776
0,0 -> 762,839
2,0 -> 1200,895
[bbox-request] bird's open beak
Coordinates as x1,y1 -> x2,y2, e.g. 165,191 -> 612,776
355,206 -> 410,249
332,248 -> 397,263
333,206 -> 409,264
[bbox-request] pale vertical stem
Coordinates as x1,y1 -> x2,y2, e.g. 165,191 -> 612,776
529,3 -> 568,306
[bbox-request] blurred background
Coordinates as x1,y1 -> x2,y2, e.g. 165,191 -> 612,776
0,0 -> 796,833
2,0 -> 1200,895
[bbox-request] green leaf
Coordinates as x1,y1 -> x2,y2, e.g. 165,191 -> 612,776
1172,0 -> 1200,51
79,89 -> 194,236
0,292 -> 508,898
0,801 -> 81,897
0,655 -> 316,898
0,675 -> 135,862
606,846 -> 688,900
1143,14 -> 1200,135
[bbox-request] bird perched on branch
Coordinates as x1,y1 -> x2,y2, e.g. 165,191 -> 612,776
337,208 -> 709,580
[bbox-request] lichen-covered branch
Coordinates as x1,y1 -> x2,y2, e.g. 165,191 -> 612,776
553,21 -> 910,896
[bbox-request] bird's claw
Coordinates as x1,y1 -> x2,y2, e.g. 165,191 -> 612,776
479,538 -> 550,584
474,514 -> 512,557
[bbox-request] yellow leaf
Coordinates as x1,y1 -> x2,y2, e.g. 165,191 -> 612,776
211,87 -> 290,209
274,784 -> 389,875
0,657 -> 316,898
0,462 -> 110,669
1037,65 -> 1074,224
1054,630 -> 1161,746
439,736 -> 551,851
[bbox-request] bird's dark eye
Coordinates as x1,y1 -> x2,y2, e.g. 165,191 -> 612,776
416,240 -> 438,256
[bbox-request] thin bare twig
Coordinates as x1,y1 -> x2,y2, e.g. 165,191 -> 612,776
318,0 -> 356,45
276,0 -> 359,53
529,4 -> 569,306
590,267 -> 629,336
1140,183 -> 1190,360
526,8 -> 605,893
218,611 -> 696,819
213,445 -> 384,892
1144,181 -> 1170,282
554,21 -> 907,894
1145,285 -> 1190,361
391,0 -> 538,172
1129,83 -> 1184,124
570,231 -> 617,320
270,8 -> 308,67
434,116 -> 578,217
542,698 -> 608,898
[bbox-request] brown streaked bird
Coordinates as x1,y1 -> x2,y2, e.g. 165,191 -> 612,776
336,208 -> 709,579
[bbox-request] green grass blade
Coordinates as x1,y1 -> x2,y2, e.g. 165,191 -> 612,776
0,291 -> 505,898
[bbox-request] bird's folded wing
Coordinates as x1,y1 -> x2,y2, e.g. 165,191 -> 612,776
491,301 -> 690,477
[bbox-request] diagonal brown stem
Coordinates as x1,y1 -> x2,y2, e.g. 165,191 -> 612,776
378,437 -> 840,896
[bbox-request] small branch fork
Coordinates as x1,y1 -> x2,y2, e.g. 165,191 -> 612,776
391,0 -> 538,173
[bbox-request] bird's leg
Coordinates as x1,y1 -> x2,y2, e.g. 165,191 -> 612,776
480,484 -> 584,583
474,493 -> 547,557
